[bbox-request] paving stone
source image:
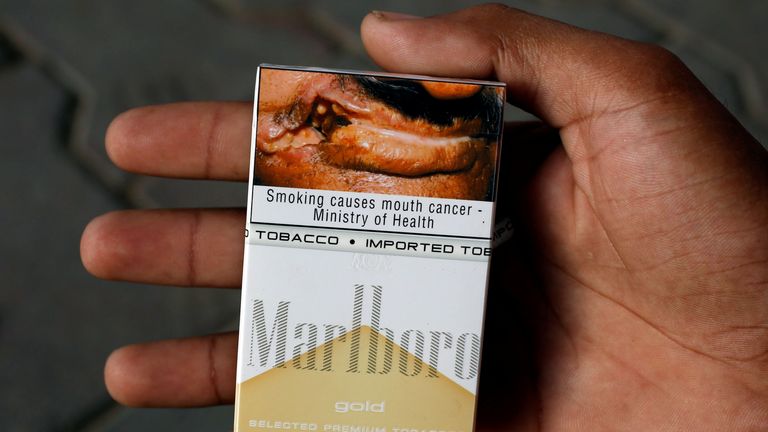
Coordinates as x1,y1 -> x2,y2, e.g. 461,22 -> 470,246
628,0 -> 768,123
129,177 -> 248,209
0,63 -> 240,431
93,405 -> 234,432
539,0 -> 661,42
0,32 -> 22,66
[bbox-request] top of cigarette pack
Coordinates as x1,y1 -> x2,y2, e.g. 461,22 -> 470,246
261,63 -> 506,86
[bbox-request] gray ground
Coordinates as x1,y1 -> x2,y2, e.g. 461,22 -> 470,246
1,0 -> 766,431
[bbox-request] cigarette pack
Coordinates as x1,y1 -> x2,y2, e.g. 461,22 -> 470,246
234,65 -> 505,432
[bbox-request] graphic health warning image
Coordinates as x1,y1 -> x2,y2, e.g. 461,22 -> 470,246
253,67 -> 504,201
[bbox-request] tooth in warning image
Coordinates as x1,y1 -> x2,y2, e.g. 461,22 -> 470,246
254,67 -> 504,201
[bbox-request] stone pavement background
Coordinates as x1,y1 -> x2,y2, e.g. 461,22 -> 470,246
0,0 -> 765,431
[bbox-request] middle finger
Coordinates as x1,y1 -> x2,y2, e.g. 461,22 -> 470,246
81,208 -> 245,287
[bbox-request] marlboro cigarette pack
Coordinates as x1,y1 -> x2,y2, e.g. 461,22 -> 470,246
234,65 -> 505,432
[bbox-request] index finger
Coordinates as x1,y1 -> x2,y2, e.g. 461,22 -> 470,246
106,101 -> 252,180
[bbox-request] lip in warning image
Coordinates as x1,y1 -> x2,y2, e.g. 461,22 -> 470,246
253,66 -> 504,201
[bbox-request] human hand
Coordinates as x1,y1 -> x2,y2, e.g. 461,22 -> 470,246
81,4 -> 768,430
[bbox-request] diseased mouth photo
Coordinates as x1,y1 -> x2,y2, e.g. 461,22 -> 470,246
255,68 -> 504,201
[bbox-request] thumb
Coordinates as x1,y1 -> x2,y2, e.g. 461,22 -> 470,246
361,4 -> 768,361
360,4 -> 767,256
362,5 -> 713,128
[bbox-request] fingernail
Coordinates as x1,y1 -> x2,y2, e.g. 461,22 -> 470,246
371,10 -> 421,21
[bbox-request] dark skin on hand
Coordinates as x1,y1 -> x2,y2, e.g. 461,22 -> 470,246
80,5 -> 768,430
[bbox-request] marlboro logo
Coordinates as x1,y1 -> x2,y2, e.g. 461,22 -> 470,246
246,285 -> 480,380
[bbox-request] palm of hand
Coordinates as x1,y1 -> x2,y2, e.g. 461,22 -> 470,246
479,94 -> 768,430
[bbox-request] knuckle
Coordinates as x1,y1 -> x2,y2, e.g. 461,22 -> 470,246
590,40 -> 698,106
622,42 -> 692,90
635,43 -> 687,74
